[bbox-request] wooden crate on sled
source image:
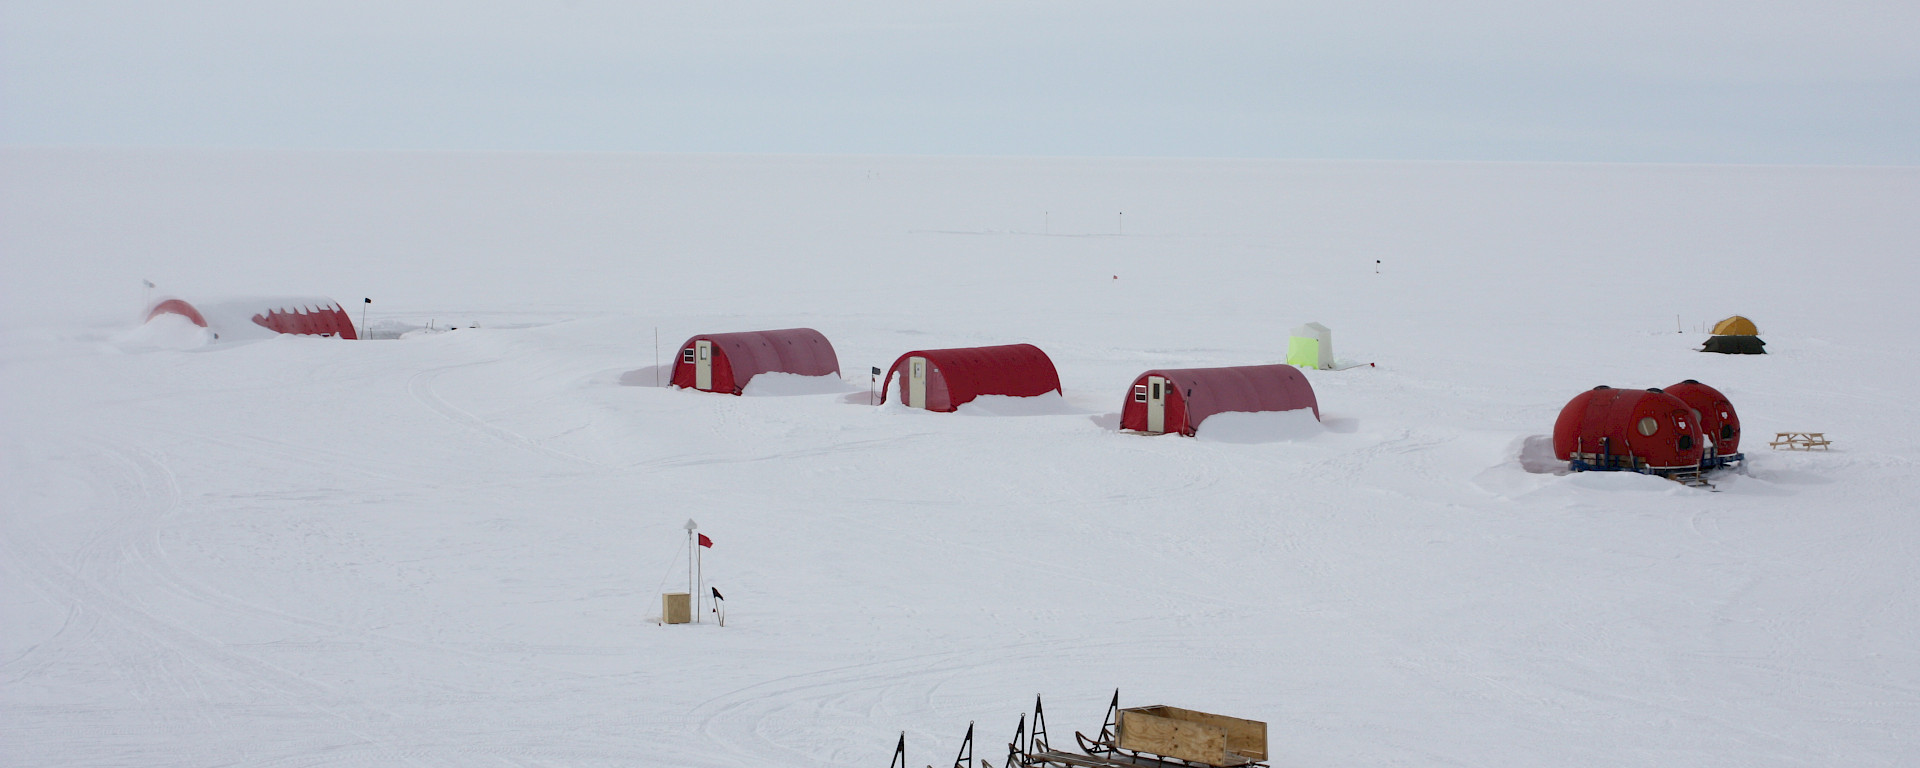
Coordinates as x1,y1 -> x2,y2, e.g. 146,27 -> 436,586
1117,705 -> 1266,767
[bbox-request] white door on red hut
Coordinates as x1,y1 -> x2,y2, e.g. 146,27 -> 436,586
695,340 -> 713,390
1146,376 -> 1168,434
907,357 -> 928,409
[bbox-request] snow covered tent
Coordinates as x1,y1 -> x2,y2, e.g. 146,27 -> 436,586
146,297 -> 358,340
669,328 -> 840,395
882,344 -> 1061,412
1664,379 -> 1743,466
1701,335 -> 1766,354
1552,386 -> 1705,473
1285,322 -> 1334,369
1121,364 -> 1319,436
1712,316 -> 1759,336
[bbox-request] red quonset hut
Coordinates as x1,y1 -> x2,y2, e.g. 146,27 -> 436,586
1121,364 -> 1319,436
670,328 -> 840,395
1664,379 -> 1742,463
147,297 -> 359,339
882,344 -> 1061,412
1552,386 -> 1705,472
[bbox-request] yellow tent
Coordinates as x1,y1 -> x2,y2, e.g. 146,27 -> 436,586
1712,316 -> 1759,336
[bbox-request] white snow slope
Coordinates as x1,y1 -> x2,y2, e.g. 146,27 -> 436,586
3,149 -> 1918,767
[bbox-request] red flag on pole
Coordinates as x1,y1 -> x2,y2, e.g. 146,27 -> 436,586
698,534 -> 712,548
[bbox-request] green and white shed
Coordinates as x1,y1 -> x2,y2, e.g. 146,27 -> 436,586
1286,322 -> 1334,369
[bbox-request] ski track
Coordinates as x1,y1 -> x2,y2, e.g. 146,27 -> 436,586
1,440 -> 433,767
406,360 -> 608,471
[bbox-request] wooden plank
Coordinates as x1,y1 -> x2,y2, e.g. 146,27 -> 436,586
1118,709 -> 1225,766
1029,749 -> 1118,768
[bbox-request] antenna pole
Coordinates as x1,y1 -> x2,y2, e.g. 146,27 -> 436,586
684,519 -> 698,615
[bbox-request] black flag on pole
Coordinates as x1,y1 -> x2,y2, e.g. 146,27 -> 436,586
710,587 -> 724,601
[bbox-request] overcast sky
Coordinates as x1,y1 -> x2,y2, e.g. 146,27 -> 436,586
3,1 -> 1916,163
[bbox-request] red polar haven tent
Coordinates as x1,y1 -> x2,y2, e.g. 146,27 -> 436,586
669,328 -> 840,395
882,344 -> 1061,412
1663,379 -> 1742,464
1552,386 -> 1705,472
146,297 -> 358,340
1121,364 -> 1319,436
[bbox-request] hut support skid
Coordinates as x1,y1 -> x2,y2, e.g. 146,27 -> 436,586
1569,437 -> 1742,489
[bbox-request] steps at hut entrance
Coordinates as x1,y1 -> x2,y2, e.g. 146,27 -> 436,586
1669,469 -> 1715,490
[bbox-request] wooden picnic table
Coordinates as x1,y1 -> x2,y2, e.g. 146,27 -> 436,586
1770,432 -> 1832,450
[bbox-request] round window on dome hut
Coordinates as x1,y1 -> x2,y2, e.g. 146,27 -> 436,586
1637,417 -> 1659,436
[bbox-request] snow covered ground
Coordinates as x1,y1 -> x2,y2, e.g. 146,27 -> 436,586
3,148 -> 1918,767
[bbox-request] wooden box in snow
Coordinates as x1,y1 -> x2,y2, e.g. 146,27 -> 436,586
1117,705 -> 1267,767
662,592 -> 691,624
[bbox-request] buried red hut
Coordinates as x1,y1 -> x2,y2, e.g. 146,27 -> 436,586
1121,364 -> 1319,436
669,328 -> 840,395
1552,386 -> 1705,473
147,297 -> 359,339
882,344 -> 1061,412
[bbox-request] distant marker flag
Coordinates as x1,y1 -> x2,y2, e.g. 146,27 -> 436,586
711,587 -> 723,601
698,534 -> 712,548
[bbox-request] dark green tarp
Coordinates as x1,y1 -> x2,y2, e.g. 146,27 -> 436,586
1702,335 -> 1766,354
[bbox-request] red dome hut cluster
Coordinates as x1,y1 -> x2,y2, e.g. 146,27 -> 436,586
680,333 -> 1319,436
1553,379 -> 1743,478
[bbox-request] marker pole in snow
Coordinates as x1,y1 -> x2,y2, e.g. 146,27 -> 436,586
654,328 -> 660,387
1375,260 -> 1380,274
1118,211 -> 1123,236
870,366 -> 881,405
684,519 -> 698,622
361,298 -> 371,338
142,279 -> 154,311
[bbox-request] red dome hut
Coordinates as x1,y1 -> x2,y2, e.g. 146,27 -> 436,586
669,328 -> 840,395
1552,386 -> 1705,473
1664,379 -> 1743,466
1120,364 -> 1318,436
881,344 -> 1061,412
